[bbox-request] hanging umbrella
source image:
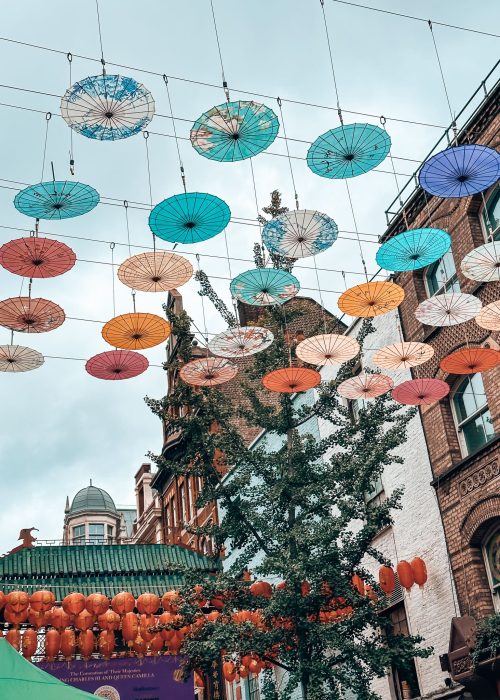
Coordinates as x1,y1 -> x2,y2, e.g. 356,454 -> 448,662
296,334 -> 359,366
475,300 -> 500,331
338,281 -> 404,318
392,378 -> 450,406
208,326 -> 274,358
439,347 -> 500,375
307,123 -> 391,179
117,251 -> 193,292
149,192 -> 230,244
0,297 -> 65,333
179,356 -> 238,387
85,349 -> 149,380
373,341 -> 434,370
0,345 -> 44,372
14,181 -> 99,220
376,228 -> 451,272
0,237 -> 76,278
419,144 -> 500,198
230,268 -> 300,306
102,312 -> 170,350
262,367 -> 321,393
190,100 -> 279,162
460,242 -> 500,283
262,209 -> 338,258
61,74 -> 155,141
415,292 -> 481,327
337,372 -> 393,400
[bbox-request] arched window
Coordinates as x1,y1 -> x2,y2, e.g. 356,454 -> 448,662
482,523 -> 500,612
481,185 -> 500,241
425,249 -> 460,297
452,374 -> 494,455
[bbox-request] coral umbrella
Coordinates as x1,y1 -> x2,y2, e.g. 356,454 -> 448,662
296,334 -> 360,366
373,342 -> 434,370
85,350 -> 149,380
179,357 -> 238,387
230,268 -> 300,306
376,228 -> 450,272
392,378 -> 450,406
117,251 -> 192,292
0,237 -> 76,278
419,144 -> 500,198
262,209 -> 338,258
0,297 -> 64,333
337,373 -> 393,400
208,326 -> 274,358
476,300 -> 500,331
440,347 -> 500,375
0,345 -> 44,372
102,312 -> 170,350
149,192 -> 230,244
262,367 -> 321,393
415,292 -> 481,327
338,282 -> 404,318
14,181 -> 99,220
461,242 -> 500,283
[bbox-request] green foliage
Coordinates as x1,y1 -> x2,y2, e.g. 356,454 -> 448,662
471,613 -> 500,667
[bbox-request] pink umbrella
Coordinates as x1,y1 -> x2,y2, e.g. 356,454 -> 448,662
415,292 -> 481,327
179,356 -> 238,387
0,297 -> 65,333
475,300 -> 500,331
460,242 -> 500,283
392,378 -> 450,406
0,237 -> 76,278
337,372 -> 393,400
85,350 -> 149,380
296,334 -> 359,366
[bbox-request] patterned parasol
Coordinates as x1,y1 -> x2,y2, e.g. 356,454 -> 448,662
0,297 -> 65,333
85,349 -> 149,380
296,334 -> 359,366
102,313 -> 170,350
179,356 -> 238,387
149,192 -> 230,244
475,300 -> 500,331
338,281 -> 404,318
0,237 -> 76,278
337,372 -> 393,400
230,268 -> 300,306
415,292 -> 481,327
61,74 -> 154,140
262,367 -> 321,393
376,228 -> 451,272
208,326 -> 274,358
419,145 -> 500,198
307,123 -> 391,179
0,344 -> 44,373
392,378 -> 450,406
14,181 -> 99,220
262,209 -> 338,258
439,347 -> 500,375
117,251 -> 192,292
190,101 -> 279,162
460,242 -> 500,283
373,341 -> 434,370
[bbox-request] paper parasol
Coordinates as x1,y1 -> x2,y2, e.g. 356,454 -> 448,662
262,209 -> 338,258
85,349 -> 149,380
475,300 -> 500,331
415,292 -> 481,327
439,347 -> 500,375
149,192 -> 230,244
0,345 -> 44,372
117,251 -> 192,292
460,242 -> 500,283
102,312 -> 170,350
14,181 -> 99,220
190,100 -> 279,162
0,237 -> 76,278
392,378 -> 450,406
61,74 -> 154,141
230,268 -> 300,306
179,357 -> 238,387
373,341 -> 434,370
0,297 -> 65,333
338,281 -> 404,318
419,145 -> 500,198
376,228 -> 451,272
208,326 -> 274,358
262,367 -> 321,393
307,123 -> 391,179
337,372 -> 393,400
296,334 -> 359,366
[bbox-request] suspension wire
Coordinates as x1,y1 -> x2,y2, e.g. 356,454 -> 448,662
277,97 -> 299,210
196,253 -> 210,352
67,52 -> 75,175
162,75 -> 186,192
95,0 -> 106,74
209,0 -> 229,101
143,131 -> 156,253
40,112 -> 51,181
381,115 -> 409,229
131,289 -> 136,313
427,21 -> 456,139
109,242 -> 116,317
249,158 -> 264,252
123,200 -> 132,257
345,181 -> 368,282
320,0 -> 343,124
312,254 -> 328,333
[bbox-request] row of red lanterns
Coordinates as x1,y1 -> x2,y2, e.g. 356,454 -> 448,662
379,558 -> 428,595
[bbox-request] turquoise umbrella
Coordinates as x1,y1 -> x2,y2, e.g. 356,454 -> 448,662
230,268 -> 300,306
14,181 -> 99,220
149,192 -> 230,244
376,228 -> 451,272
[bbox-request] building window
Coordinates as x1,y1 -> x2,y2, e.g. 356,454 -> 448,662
72,524 -> 85,544
483,524 -> 500,612
88,523 -> 105,544
179,483 -> 186,525
388,603 -> 421,699
452,374 -> 494,455
171,499 -> 177,527
248,675 -> 261,700
365,475 -> 386,510
425,249 -> 460,296
481,185 -> 500,240
107,525 -> 114,542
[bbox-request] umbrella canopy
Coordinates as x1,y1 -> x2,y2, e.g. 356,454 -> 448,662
439,347 -> 500,375
102,313 -> 170,350
376,228 -> 451,272
337,372 -> 393,400
0,297 -> 65,333
190,100 -> 279,162
230,268 -> 300,306
117,251 -> 193,292
0,237 -> 76,278
475,300 -> 500,331
460,242 -> 500,283
307,123 -> 391,179
0,344 -> 44,372
85,349 -> 149,380
208,326 -> 274,358
262,367 -> 321,393
392,378 -> 450,406
179,356 -> 238,387
296,334 -> 359,366
338,281 -> 404,318
149,192 -> 230,244
415,292 -> 481,327
419,144 -> 500,198
373,341 -> 434,370
14,181 -> 99,220
262,209 -> 338,258
61,74 -> 154,141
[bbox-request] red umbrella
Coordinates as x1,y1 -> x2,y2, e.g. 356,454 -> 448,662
0,237 -> 76,278
440,347 -> 500,375
0,297 -> 65,333
86,350 -> 149,380
392,378 -> 450,406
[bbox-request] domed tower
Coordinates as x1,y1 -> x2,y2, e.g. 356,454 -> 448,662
63,480 -> 126,544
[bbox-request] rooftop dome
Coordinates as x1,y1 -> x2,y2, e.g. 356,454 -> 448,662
69,482 -> 118,515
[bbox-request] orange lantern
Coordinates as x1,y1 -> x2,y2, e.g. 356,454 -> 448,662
137,593 -> 160,615
62,592 -> 86,616
22,628 -> 38,660
239,665 -> 249,679
78,629 -> 95,660
111,591 -> 135,615
411,557 -> 428,589
60,628 -> 76,660
139,614 -> 157,642
0,591 -> 5,610
132,633 -> 148,657
122,612 -> 139,647
352,575 -> 365,596
249,581 -> 273,599
98,609 -> 121,631
210,595 -> 225,610
301,581 -> 311,596
206,611 -> 220,622
74,609 -> 95,631
6,590 -> 29,612
194,670 -> 205,688
30,590 -> 55,613
86,593 -> 109,616
6,628 -> 21,650
167,632 -> 183,654
4,604 -> 29,626
45,628 -> 60,661
49,607 -> 71,630
379,566 -> 396,595
397,561 -> 415,592
248,657 -> 262,675
241,654 -> 253,668
28,608 -> 51,629
222,660 -> 236,682
161,591 -> 180,613
149,633 -> 164,654
98,630 -> 115,659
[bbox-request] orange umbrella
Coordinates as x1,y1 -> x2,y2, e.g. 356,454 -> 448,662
373,341 -> 434,370
0,296 -> 65,333
439,347 -> 500,375
262,367 -> 321,393
296,334 -> 359,366
102,312 -> 170,350
475,300 -> 500,331
337,281 -> 404,318
179,356 -> 238,387
337,372 -> 393,399
117,251 -> 193,292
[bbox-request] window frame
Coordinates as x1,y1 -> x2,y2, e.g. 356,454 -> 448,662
88,522 -> 105,544
424,249 -> 460,297
72,524 -> 86,544
480,184 -> 500,241
451,374 -> 494,456
482,522 -> 500,613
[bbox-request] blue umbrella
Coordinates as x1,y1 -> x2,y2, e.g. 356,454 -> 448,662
376,228 -> 451,272
307,123 -> 391,179
419,144 -> 500,198
191,101 -> 279,162
230,268 -> 300,306
149,192 -> 230,244
262,209 -> 338,258
14,181 -> 99,220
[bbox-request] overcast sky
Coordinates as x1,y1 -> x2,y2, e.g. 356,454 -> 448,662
0,0 -> 498,552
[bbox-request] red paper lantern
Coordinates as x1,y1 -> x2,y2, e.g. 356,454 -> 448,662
30,590 -> 55,613
137,593 -> 160,615
0,591 -> 5,610
411,557 -> 428,589
397,561 -> 415,591
222,660 -> 236,682
74,609 -> 95,631
62,592 -> 86,616
45,628 -> 60,661
249,581 -> 273,599
351,575 -> 365,596
98,630 -> 115,658
166,631 -> 183,654
49,607 -> 71,630
78,629 -> 95,660
139,614 -> 157,642
22,628 -> 38,660
149,633 -> 164,654
378,566 -> 396,595
111,591 -> 135,615
6,628 -> 21,650
132,633 -> 148,657
28,608 -> 51,629
60,628 -> 76,660
6,590 -> 29,612
86,594 -> 109,616
122,612 -> 139,647
4,604 -> 28,625
161,591 -> 180,613
98,609 -> 121,631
